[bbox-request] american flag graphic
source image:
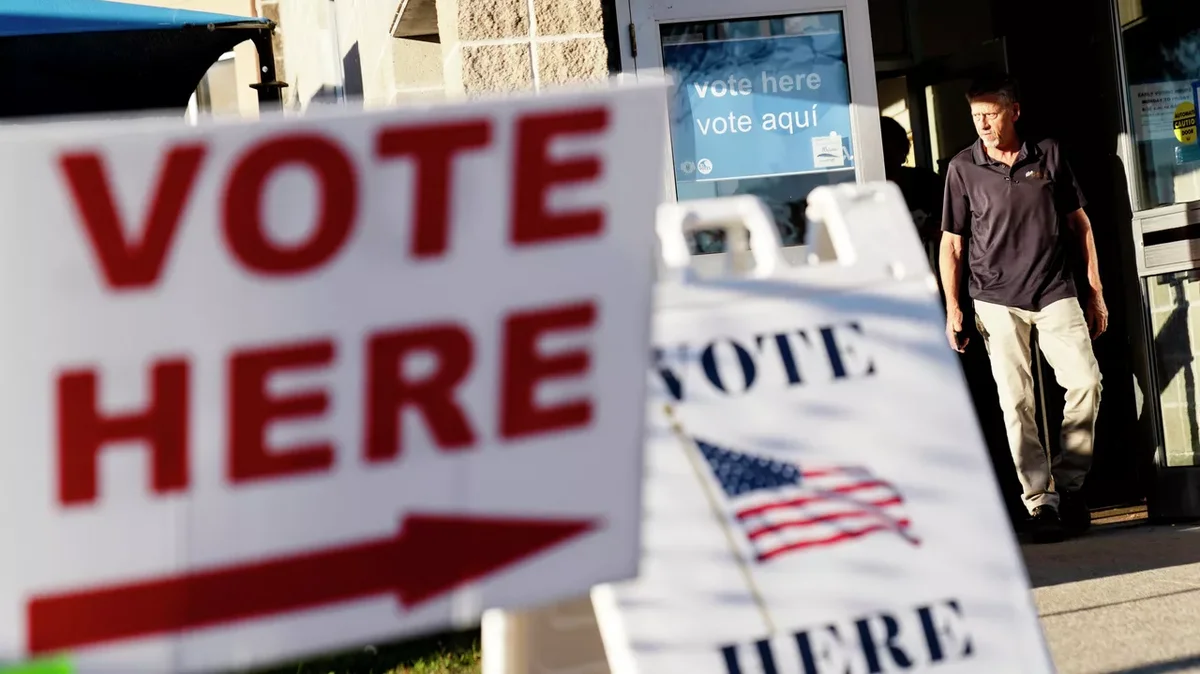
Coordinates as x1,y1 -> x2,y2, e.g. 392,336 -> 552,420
694,437 -> 919,562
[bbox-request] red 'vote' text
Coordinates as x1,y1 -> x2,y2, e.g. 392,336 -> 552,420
56,299 -> 598,507
58,108 -> 609,290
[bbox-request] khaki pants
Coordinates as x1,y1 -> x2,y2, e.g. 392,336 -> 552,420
974,298 -> 1103,513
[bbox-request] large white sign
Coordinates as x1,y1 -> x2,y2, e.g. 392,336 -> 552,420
0,80 -> 667,673
594,188 -> 1054,673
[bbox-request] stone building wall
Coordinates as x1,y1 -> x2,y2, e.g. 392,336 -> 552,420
436,0 -> 610,94
254,0 -> 445,109
162,0 -> 615,114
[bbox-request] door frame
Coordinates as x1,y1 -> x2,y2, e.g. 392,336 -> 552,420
1106,0 -> 1200,517
617,0 -> 885,202
877,38 -> 1067,510
899,37 -> 1008,169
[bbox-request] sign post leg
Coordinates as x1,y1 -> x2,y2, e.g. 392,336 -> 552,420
481,596 -> 611,674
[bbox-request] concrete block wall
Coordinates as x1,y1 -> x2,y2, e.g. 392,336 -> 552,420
436,0 -> 609,95
257,0 -> 344,110
255,0 -> 446,110
139,0 -> 614,114
262,0 -> 613,104
331,0 -> 441,107
390,38 -> 446,104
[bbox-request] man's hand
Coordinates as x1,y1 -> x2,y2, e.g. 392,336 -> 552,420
946,306 -> 968,352
1087,291 -> 1108,339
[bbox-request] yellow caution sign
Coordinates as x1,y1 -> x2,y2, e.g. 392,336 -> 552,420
1175,101 -> 1197,144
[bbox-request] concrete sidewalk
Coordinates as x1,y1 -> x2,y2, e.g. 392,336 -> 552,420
1023,511 -> 1200,674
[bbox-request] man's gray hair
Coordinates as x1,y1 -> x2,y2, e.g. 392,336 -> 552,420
966,73 -> 1020,107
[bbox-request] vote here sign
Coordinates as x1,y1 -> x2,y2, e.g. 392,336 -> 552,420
0,80 -> 667,673
595,189 -> 1054,674
662,12 -> 856,184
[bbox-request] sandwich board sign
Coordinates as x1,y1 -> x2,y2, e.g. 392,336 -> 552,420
0,79 -> 667,673
590,186 -> 1055,674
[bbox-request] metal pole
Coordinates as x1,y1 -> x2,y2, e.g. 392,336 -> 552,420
327,0 -> 347,105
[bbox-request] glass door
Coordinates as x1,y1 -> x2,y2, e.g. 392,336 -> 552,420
627,0 -> 882,260
1118,0 -> 1200,517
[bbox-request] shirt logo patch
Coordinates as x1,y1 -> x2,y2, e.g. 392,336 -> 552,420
1025,169 -> 1045,180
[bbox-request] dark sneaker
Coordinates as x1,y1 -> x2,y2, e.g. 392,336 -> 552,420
1059,491 -> 1091,536
1029,505 -> 1065,544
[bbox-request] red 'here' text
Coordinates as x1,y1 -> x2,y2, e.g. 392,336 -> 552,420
57,299 -> 598,507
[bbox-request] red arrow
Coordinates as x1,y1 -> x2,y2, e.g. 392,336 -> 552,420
27,513 -> 595,654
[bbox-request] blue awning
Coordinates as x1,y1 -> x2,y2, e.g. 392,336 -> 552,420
0,0 -> 277,120
0,0 -> 269,38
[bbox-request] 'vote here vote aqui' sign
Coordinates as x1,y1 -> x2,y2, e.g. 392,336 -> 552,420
662,14 -> 855,183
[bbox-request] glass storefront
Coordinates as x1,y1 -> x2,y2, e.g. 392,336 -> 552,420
1146,271 -> 1200,467
657,12 -> 857,253
1121,0 -> 1200,470
1120,1 -> 1200,209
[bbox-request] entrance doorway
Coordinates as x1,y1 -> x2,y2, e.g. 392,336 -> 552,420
868,0 -> 1148,520
618,0 -> 1152,524
624,0 -> 884,263
1119,0 -> 1200,519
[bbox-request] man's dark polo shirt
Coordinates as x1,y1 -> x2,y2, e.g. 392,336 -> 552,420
941,137 -> 1086,311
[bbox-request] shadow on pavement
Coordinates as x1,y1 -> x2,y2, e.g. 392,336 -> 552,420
1022,522 -> 1200,589
1108,653 -> 1200,674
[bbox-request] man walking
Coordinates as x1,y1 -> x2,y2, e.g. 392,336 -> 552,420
939,74 -> 1106,543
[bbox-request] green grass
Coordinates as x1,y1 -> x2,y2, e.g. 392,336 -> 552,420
244,627 -> 481,674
